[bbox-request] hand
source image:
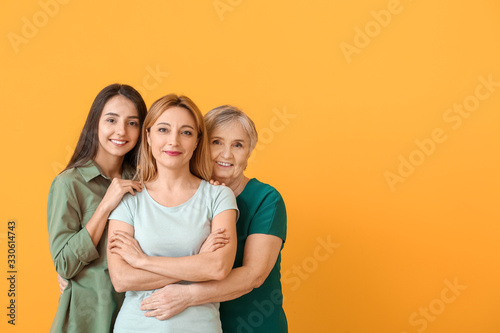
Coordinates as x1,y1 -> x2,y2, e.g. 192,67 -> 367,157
57,274 -> 68,293
108,230 -> 147,268
140,284 -> 193,320
101,178 -> 143,212
209,179 -> 226,186
199,228 -> 229,253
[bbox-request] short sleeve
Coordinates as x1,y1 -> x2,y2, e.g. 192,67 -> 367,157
109,194 -> 135,226
212,186 -> 239,219
47,176 -> 100,279
249,190 -> 287,242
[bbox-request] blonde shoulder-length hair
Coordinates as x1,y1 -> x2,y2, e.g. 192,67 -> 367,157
136,94 -> 212,183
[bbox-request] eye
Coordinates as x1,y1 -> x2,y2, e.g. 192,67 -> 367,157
158,127 -> 168,133
106,118 -> 116,123
182,130 -> 193,136
234,142 -> 243,148
212,140 -> 221,145
128,121 -> 139,126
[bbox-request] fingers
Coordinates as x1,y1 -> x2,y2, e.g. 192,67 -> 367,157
108,232 -> 136,252
110,179 -> 143,194
211,227 -> 225,235
57,274 -> 68,293
209,179 -> 221,186
140,300 -> 156,311
129,181 -> 143,195
112,230 -> 134,240
144,308 -> 173,321
209,243 -> 226,251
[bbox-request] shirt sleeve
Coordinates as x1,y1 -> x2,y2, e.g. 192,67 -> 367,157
248,189 -> 287,242
47,176 -> 100,279
213,186 -> 239,220
108,194 -> 135,226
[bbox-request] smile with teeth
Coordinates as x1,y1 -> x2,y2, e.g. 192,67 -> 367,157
216,161 -> 232,167
110,139 -> 127,145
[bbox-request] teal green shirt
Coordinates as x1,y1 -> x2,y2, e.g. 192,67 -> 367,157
47,161 -> 133,333
219,178 -> 288,333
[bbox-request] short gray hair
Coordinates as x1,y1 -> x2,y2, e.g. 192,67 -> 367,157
205,105 -> 258,153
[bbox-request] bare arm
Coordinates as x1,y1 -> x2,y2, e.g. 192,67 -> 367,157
86,179 -> 143,247
107,220 -> 180,293
140,233 -> 283,320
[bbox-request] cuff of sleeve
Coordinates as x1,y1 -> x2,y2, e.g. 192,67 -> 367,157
67,227 -> 100,264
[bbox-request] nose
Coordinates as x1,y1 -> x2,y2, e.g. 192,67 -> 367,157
167,132 -> 179,146
220,144 -> 231,158
116,120 -> 126,136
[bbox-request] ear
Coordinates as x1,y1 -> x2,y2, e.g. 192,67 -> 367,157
146,130 -> 151,146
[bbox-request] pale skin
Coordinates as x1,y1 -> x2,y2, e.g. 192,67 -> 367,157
106,107 -> 238,293
139,120 -> 284,320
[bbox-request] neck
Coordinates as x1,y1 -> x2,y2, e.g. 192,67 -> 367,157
93,152 -> 124,179
218,174 -> 249,197
149,165 -> 199,191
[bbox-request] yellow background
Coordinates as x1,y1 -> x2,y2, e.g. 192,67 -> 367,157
1,0 -> 500,332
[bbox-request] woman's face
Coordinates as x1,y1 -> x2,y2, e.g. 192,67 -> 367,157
210,121 -> 251,182
97,95 -> 140,159
147,106 -> 198,171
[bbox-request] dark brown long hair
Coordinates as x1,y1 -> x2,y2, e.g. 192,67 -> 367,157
63,84 -> 147,173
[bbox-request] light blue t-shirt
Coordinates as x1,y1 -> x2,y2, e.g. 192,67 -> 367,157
109,180 -> 238,333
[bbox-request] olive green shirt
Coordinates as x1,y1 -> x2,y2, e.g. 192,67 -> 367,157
47,160 -> 133,333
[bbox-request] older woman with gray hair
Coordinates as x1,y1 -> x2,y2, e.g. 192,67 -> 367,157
139,105 -> 288,332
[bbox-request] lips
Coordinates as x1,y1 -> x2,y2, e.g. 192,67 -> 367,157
216,161 -> 232,167
165,151 -> 182,156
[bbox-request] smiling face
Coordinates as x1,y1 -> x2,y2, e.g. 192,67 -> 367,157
210,120 -> 251,183
96,95 -> 140,161
147,106 -> 199,171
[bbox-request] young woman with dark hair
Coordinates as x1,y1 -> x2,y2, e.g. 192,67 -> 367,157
47,83 -> 147,333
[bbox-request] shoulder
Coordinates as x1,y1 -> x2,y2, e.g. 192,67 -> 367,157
199,180 -> 235,199
50,168 -> 84,192
118,189 -> 145,208
243,178 -> 284,204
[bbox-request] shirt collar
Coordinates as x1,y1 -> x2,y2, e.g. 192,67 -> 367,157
77,160 -> 106,182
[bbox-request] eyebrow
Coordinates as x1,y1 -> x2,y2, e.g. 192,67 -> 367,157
156,122 -> 195,129
211,136 -> 246,142
103,112 -> 139,119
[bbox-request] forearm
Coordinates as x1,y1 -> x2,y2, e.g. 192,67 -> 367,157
50,227 -> 100,279
189,266 -> 257,305
109,256 -> 180,292
85,203 -> 112,247
53,204 -> 110,278
138,252 -> 232,282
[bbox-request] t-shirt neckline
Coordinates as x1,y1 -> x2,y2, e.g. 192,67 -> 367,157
143,179 -> 205,209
